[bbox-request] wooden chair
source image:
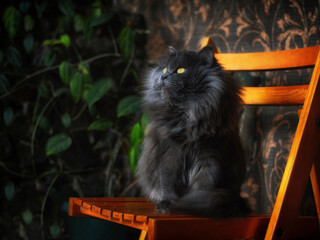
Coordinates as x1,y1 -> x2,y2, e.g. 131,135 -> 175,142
69,38 -> 320,240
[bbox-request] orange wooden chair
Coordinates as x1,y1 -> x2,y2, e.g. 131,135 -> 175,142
69,38 -> 320,240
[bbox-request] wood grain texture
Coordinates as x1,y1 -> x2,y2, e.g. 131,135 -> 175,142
241,85 -> 308,105
201,38 -> 320,71
265,46 -> 320,239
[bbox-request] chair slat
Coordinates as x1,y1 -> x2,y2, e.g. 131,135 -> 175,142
241,85 -> 308,105
214,46 -> 320,71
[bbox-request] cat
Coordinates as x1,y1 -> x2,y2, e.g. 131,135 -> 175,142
137,45 -> 249,217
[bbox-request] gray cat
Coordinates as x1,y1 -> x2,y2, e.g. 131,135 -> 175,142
137,46 -> 249,217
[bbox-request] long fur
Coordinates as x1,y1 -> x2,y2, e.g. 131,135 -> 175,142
137,46 -> 249,217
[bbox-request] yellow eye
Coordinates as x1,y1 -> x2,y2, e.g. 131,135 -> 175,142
163,67 -> 167,74
177,68 -> 185,74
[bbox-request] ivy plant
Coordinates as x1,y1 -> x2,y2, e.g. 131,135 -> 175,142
0,1 -> 147,239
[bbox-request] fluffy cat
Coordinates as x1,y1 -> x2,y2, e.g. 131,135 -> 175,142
137,46 -> 249,217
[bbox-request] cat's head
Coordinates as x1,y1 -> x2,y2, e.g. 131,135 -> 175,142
146,46 -> 221,106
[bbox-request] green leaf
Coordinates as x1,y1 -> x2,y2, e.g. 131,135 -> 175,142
58,16 -> 72,32
74,14 -> 84,32
78,62 -> 91,84
129,144 -> 140,173
61,202 -> 69,213
46,133 -> 72,156
38,115 -> 50,131
6,47 -> 22,68
50,223 -> 60,239
129,121 -> 144,172
38,1 -> 48,17
91,13 -> 113,27
83,16 -> 94,40
92,0 -> 102,18
89,104 -> 97,118
43,39 -> 52,46
59,61 -> 72,84
78,62 -> 90,75
3,107 -> 14,126
43,49 -> 56,67
117,95 -> 141,117
119,27 -> 135,58
88,118 -> 113,131
60,34 -> 70,48
58,0 -> 74,17
130,122 -> 143,146
69,72 -> 84,103
24,34 -> 34,53
24,14 -> 34,31
140,112 -> 150,130
3,7 -> 20,39
22,209 -> 33,225
86,78 -> 111,107
61,113 -> 71,128
54,88 -> 68,97
19,1 -> 31,13
0,74 -> 10,94
4,182 -> 15,201
38,81 -> 49,99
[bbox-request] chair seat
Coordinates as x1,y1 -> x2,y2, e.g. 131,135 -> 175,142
69,197 -> 319,240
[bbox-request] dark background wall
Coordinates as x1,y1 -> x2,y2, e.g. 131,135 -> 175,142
117,0 -> 320,56
116,0 -> 320,214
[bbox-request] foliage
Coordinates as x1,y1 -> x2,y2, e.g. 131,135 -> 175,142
0,1 -> 148,239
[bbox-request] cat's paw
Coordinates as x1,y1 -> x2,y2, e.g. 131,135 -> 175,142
156,200 -> 171,213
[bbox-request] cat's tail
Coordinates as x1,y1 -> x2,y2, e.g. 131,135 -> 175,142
169,189 -> 251,218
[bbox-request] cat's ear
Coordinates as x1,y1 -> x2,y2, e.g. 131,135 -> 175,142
199,46 -> 214,63
168,46 -> 177,55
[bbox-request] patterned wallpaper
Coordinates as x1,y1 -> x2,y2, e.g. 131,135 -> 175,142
116,0 -> 320,214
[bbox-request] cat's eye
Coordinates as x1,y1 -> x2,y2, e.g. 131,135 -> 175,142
163,67 -> 167,74
177,68 -> 185,74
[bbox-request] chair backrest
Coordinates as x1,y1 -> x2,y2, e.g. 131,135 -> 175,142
202,37 -> 320,239
201,37 -> 320,106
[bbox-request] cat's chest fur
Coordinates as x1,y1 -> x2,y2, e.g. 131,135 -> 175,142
147,135 -> 226,201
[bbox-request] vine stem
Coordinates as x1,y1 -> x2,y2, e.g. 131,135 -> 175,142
120,45 -> 135,85
71,104 -> 87,121
0,161 -> 34,178
0,65 -> 60,101
30,94 -> 57,175
119,179 -> 138,197
108,26 -> 119,54
104,132 -> 122,197
0,53 -> 121,101
40,174 -> 59,240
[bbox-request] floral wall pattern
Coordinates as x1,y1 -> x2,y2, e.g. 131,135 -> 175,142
117,0 -> 320,214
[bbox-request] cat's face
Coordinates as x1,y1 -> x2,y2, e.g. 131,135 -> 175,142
148,46 -> 219,106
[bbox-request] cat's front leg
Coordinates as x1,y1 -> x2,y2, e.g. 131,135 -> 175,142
156,165 -> 179,212
188,143 -> 223,191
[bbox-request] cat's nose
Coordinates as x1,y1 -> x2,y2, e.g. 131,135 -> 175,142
160,75 -> 167,86
160,75 -> 167,81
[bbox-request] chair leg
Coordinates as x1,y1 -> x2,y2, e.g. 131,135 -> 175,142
265,51 -> 320,239
265,151 -> 316,239
310,148 -> 320,223
139,230 -> 147,240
